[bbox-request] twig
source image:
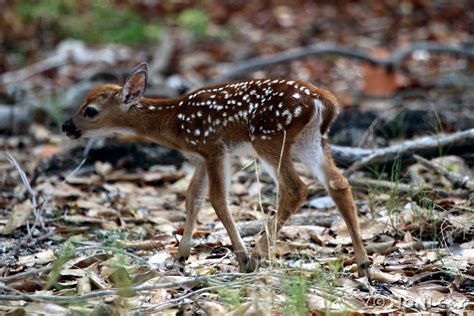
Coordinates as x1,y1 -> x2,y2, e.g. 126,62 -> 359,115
0,55 -> 67,86
349,177 -> 469,198
344,129 -> 474,174
0,266 -> 53,283
74,245 -> 146,265
0,273 -> 250,303
0,152 -> 39,234
0,152 -> 37,210
0,42 -> 130,86
413,155 -> 473,191
143,280 -> 253,313
212,42 -> 474,82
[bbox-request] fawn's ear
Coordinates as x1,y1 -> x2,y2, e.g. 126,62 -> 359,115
120,63 -> 148,110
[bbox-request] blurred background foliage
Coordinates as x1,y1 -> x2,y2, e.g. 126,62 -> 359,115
4,0 -> 212,54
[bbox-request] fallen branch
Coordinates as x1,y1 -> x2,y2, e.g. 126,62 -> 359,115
1,40 -> 130,86
341,129 -> 474,174
413,155 -> 473,191
349,177 -> 469,198
212,42 -> 474,82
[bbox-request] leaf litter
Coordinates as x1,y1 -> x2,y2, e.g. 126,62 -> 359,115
0,138 -> 472,314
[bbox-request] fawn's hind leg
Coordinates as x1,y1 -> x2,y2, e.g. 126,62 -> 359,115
296,134 -> 369,277
249,141 -> 308,270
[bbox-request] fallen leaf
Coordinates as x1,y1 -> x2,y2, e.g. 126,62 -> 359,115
24,303 -> 67,315
370,269 -> 403,284
77,275 -> 92,294
200,301 -> 228,315
147,249 -> 171,269
18,250 -> 56,267
1,199 -> 32,235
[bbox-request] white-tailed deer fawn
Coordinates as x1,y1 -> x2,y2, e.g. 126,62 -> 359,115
62,63 -> 369,276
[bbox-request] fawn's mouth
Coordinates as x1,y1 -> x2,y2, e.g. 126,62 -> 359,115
65,130 -> 82,139
61,119 -> 82,139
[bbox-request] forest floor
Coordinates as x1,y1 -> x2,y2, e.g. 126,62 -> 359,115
0,128 -> 473,314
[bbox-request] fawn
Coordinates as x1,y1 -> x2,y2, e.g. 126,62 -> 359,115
62,63 -> 369,276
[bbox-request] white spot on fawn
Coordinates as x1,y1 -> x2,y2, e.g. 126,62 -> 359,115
294,106 -> 302,117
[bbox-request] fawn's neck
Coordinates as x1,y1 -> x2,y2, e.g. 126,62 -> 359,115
119,97 -> 181,140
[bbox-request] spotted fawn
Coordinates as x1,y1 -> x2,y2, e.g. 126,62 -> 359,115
62,63 -> 369,276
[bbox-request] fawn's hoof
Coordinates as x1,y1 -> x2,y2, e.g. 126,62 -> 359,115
247,253 -> 262,272
168,255 -> 188,273
358,261 -> 371,282
238,255 -> 254,273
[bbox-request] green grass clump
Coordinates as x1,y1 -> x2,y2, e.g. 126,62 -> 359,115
177,8 -> 210,38
282,273 -> 309,316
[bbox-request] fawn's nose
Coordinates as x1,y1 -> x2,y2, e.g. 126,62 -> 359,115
62,119 -> 81,139
61,119 -> 75,133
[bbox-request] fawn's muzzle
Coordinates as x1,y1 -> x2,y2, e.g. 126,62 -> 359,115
61,119 -> 81,139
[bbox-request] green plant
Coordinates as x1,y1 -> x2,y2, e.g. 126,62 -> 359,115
218,287 -> 245,309
282,273 -> 309,316
14,0 -> 163,45
15,0 -> 76,22
46,240 -> 76,290
177,8 -> 209,38
65,2 -> 153,45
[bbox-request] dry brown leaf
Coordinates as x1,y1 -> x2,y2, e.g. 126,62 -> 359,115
1,199 -> 32,235
95,161 -> 113,176
6,278 -> 44,292
18,250 -> 56,267
37,181 -> 84,198
143,170 -> 185,184
147,249 -> 171,269
362,48 -> 405,97
150,288 -> 171,303
227,302 -> 252,316
280,225 -> 326,240
335,220 -> 387,245
66,175 -> 101,185
116,239 -> 170,250
60,269 -> 87,278
23,303 -> 67,315
63,215 -> 106,224
200,301 -> 228,315
77,275 -> 92,294
64,253 -> 111,269
89,270 -> 111,290
370,269 -> 403,284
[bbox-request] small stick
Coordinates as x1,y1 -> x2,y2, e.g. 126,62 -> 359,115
0,273 -> 250,303
0,266 -> 53,282
349,177 -> 468,198
413,155 -> 473,191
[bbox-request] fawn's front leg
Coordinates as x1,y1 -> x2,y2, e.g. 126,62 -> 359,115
174,159 -> 208,267
206,155 -> 250,272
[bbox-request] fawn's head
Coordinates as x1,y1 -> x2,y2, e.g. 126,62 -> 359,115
62,63 -> 148,139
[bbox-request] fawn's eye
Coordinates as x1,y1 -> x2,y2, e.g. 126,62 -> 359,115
84,107 -> 99,119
